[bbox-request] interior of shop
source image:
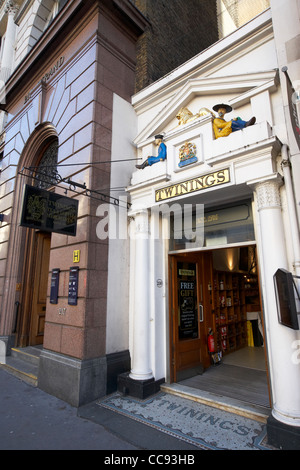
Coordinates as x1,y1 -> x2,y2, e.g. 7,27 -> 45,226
212,245 -> 264,356
177,245 -> 270,409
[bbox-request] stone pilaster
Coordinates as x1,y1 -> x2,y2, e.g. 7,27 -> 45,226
249,174 -> 300,449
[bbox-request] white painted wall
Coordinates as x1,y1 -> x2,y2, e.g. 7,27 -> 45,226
127,5 -> 300,427
105,94 -> 138,355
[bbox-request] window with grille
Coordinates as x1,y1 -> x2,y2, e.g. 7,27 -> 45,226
34,141 -> 58,190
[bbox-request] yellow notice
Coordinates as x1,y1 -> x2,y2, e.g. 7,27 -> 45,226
73,250 -> 80,263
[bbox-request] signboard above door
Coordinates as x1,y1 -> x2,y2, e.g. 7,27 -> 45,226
155,168 -> 230,202
20,184 -> 78,236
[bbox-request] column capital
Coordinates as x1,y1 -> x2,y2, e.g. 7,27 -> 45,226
132,209 -> 149,236
4,0 -> 19,15
247,173 -> 283,211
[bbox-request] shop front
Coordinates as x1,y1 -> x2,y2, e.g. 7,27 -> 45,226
126,145 -> 273,399
123,10 -> 300,447
126,125 -> 297,436
167,201 -> 266,388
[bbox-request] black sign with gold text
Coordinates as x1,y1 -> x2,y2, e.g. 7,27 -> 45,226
20,184 -> 78,236
178,263 -> 198,339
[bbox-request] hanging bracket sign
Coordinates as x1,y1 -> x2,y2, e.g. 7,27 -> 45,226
20,184 -> 78,236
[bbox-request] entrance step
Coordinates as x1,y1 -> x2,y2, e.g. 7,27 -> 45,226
161,383 -> 270,424
0,346 -> 42,387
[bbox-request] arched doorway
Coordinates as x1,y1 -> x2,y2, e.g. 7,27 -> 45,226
17,138 -> 58,347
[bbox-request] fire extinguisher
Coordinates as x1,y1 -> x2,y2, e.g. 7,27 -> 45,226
208,328 -> 215,353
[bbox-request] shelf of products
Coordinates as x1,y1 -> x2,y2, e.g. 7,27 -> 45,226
211,271 -> 260,354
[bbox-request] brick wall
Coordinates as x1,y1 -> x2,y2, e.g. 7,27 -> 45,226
133,0 -> 218,91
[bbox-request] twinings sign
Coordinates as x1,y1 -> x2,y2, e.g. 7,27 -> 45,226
155,168 -> 230,202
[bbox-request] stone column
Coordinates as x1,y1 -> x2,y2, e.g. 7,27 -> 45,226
251,174 -> 300,447
117,209 -> 160,399
129,210 -> 153,381
1,1 -> 19,80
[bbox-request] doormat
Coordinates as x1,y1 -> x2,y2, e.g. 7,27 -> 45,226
97,392 -> 274,450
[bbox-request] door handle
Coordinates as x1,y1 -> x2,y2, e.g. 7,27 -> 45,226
199,304 -> 204,322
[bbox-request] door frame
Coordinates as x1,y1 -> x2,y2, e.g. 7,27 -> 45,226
168,245 -> 272,407
17,230 -> 51,347
169,251 -> 213,383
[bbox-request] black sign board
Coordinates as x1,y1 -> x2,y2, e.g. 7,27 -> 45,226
274,268 -> 299,330
50,269 -> 60,304
20,184 -> 78,236
68,267 -> 79,306
178,263 -> 199,339
282,67 -> 300,152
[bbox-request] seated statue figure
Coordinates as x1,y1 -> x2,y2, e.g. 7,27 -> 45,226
212,103 -> 256,139
135,134 -> 167,170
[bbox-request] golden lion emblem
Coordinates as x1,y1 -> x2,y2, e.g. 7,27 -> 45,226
176,107 -> 215,126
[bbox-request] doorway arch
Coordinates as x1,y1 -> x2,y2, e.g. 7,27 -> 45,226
13,124 -> 58,347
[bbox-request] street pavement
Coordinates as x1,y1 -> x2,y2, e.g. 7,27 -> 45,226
0,367 -> 276,453
0,368 -> 138,451
0,367 -> 199,451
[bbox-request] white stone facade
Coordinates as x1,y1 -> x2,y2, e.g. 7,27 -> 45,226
113,4 -> 300,440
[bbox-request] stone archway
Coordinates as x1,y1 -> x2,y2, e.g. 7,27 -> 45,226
0,123 -> 58,348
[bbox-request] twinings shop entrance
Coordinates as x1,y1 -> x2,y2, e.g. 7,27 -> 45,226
169,246 -> 271,410
169,252 -> 213,381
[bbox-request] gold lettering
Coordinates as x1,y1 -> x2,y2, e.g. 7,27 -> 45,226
181,290 -> 194,297
155,169 -> 230,202
155,189 -> 164,202
195,177 -> 204,190
217,170 -> 226,183
164,186 -> 175,198
204,175 -> 215,186
189,180 -> 195,191
180,183 -> 189,193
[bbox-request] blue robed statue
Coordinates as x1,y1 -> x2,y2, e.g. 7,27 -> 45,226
136,134 -> 167,170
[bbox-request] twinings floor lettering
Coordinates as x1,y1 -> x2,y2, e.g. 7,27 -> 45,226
98,392 -> 272,450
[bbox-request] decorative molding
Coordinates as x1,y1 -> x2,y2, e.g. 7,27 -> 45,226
4,0 -> 19,15
281,158 -> 291,169
255,179 -> 282,211
133,70 -> 278,146
134,210 -> 149,235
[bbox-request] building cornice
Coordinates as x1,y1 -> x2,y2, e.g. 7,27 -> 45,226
4,0 -> 148,108
4,0 -> 85,101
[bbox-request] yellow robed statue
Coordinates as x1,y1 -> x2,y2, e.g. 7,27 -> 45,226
212,104 -> 256,139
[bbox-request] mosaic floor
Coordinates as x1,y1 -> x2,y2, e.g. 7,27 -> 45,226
98,392 -> 274,450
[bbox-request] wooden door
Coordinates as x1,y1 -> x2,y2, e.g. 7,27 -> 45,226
29,232 -> 51,345
169,252 -> 213,382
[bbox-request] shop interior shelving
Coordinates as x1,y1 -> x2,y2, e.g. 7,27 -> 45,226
212,270 -> 260,355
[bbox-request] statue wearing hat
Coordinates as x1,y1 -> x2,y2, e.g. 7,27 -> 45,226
212,104 -> 256,139
135,134 -> 167,170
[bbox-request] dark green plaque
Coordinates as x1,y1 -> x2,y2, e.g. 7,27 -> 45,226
20,184 -> 78,236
